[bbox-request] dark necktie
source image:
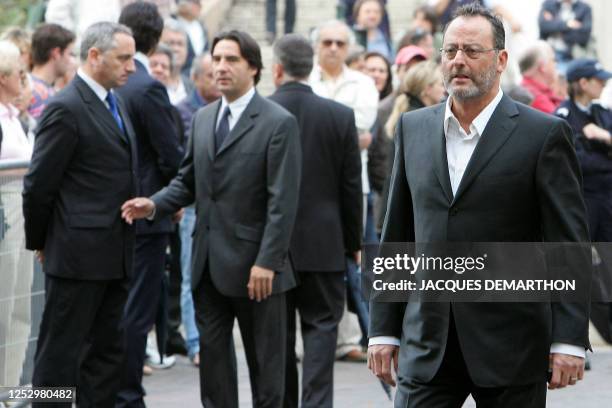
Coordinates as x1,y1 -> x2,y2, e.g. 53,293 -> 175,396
215,106 -> 231,153
106,91 -> 124,132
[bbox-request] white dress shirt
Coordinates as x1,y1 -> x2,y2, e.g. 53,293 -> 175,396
77,69 -> 109,105
135,52 -> 152,75
179,17 -> 206,55
0,103 -> 32,161
216,87 -> 256,132
370,89 -> 585,358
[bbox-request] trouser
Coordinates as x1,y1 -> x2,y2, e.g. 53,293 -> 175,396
284,271 -> 345,408
116,234 -> 168,408
265,0 -> 296,35
194,268 -> 287,408
395,318 -> 547,408
32,275 -> 129,408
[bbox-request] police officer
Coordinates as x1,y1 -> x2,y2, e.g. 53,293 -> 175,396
556,58 -> 612,242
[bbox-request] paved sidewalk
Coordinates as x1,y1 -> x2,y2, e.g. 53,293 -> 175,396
143,344 -> 612,407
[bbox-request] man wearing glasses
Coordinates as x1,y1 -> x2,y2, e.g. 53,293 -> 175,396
368,3 -> 590,407
309,19 -> 378,363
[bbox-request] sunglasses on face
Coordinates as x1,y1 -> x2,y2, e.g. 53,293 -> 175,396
321,39 -> 347,48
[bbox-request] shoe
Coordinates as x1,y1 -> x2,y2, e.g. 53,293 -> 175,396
166,341 -> 188,356
146,350 -> 176,369
143,365 -> 153,376
338,349 -> 367,363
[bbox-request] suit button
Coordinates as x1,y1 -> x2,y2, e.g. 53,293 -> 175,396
450,208 -> 459,216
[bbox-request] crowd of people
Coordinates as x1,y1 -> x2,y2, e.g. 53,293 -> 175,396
1,0 -> 612,407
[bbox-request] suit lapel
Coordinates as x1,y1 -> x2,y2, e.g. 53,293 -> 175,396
452,95 -> 519,205
430,105 -> 454,204
207,101 -> 221,162
216,93 -> 260,157
74,77 -> 128,144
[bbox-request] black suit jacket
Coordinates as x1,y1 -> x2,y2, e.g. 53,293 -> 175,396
151,92 -> 301,297
269,82 -> 362,271
370,95 -> 591,387
116,60 -> 183,235
23,75 -> 138,280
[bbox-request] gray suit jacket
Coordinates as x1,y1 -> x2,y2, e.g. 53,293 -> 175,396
370,95 -> 591,388
151,92 -> 301,297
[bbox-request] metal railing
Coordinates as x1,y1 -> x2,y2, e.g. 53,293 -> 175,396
0,160 -> 44,402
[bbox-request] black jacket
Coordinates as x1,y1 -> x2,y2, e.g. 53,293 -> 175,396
116,60 -> 184,235
269,82 -> 362,271
371,95 -> 590,388
23,75 -> 138,280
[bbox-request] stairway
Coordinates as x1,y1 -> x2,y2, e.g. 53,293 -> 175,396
220,0 -> 422,95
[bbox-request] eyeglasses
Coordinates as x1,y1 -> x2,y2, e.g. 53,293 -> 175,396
321,39 -> 347,48
439,46 -> 499,60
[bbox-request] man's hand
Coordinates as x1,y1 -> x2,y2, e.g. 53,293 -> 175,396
567,19 -> 583,29
359,131 -> 373,150
35,250 -> 44,264
548,353 -> 585,389
172,208 -> 185,224
583,123 -> 612,144
367,344 -> 399,386
121,198 -> 155,224
247,265 -> 275,302
353,250 -> 361,265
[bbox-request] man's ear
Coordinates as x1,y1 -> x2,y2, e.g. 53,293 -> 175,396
50,46 -> 62,61
272,62 -> 283,82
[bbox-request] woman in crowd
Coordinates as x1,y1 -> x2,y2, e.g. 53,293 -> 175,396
377,60 -> 445,230
385,60 -> 445,140
352,0 -> 393,60
364,51 -> 392,100
0,41 -> 31,161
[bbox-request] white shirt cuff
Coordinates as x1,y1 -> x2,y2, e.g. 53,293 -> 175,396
146,206 -> 156,221
550,343 -> 585,358
368,336 -> 400,346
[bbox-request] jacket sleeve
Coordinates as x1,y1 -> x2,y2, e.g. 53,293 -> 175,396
562,3 -> 592,47
255,115 -> 302,271
368,114 -> 412,339
151,114 -> 198,217
340,110 -> 363,254
22,102 -> 78,250
140,82 -> 184,182
538,1 -> 569,39
536,119 -> 591,350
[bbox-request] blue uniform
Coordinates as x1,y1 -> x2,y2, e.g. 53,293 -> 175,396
556,99 -> 612,241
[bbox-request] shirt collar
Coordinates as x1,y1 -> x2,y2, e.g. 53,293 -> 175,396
220,87 -> 256,116
135,52 -> 151,74
77,68 -> 109,103
444,88 -> 504,138
0,102 -> 19,119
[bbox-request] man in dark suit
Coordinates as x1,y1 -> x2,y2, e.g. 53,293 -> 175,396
22,22 -> 137,407
267,34 -> 362,408
121,30 -> 301,408
368,4 -> 591,407
114,3 -> 184,407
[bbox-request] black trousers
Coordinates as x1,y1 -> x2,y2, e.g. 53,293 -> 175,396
32,274 -> 129,408
166,226 -> 186,354
116,234 -> 168,408
194,268 -> 287,408
284,271 -> 345,408
395,318 -> 547,408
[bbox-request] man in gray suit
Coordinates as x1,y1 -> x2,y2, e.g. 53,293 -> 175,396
368,4 -> 590,407
121,30 -> 301,408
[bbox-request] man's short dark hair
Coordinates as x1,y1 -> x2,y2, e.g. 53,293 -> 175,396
273,34 -> 314,80
443,2 -> 505,50
119,1 -> 164,55
31,24 -> 75,66
211,30 -> 263,85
